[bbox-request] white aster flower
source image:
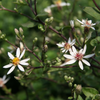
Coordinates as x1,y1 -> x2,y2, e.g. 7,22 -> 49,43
77,19 -> 96,30
0,75 -> 10,87
3,48 -> 30,75
57,38 -> 75,53
61,45 -> 95,70
50,0 -> 70,8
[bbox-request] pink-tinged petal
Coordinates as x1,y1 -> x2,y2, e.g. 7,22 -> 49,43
7,66 -> 15,75
63,54 -> 74,59
16,48 -> 20,58
8,52 -> 14,60
18,64 -> 24,72
77,19 -> 83,24
60,59 -> 76,66
82,59 -> 90,66
3,63 -> 13,68
82,45 -> 86,55
68,38 -> 71,43
19,49 -> 25,59
20,58 -> 30,63
83,53 -> 95,58
78,61 -> 83,70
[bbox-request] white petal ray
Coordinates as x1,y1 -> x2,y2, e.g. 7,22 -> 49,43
7,66 -> 15,75
62,49 -> 66,52
82,59 -> 90,66
72,46 -> 77,54
16,48 -> 20,58
68,38 -> 71,43
71,39 -> 76,45
91,27 -> 95,30
57,43 -> 64,47
4,78 -> 10,84
3,75 -> 6,80
3,63 -> 13,68
19,62 -> 29,66
63,54 -> 74,59
19,49 -> 26,59
88,20 -> 92,24
77,19 -> 83,24
18,64 -> 25,72
60,59 -> 76,66
82,45 -> 86,55
20,58 -> 30,63
83,53 -> 95,58
8,52 -> 14,60
78,60 -> 83,70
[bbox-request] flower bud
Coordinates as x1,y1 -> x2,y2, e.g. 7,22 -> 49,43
68,82 -> 72,87
75,85 -> 82,95
19,27 -> 23,35
14,28 -> 19,35
64,75 -> 68,80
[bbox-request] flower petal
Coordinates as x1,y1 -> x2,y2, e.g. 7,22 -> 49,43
83,53 -> 95,58
3,75 -> 6,80
77,19 -> 83,24
7,66 -> 15,75
18,64 -> 25,72
3,78 -> 10,84
82,45 -> 86,55
20,58 -> 30,63
82,59 -> 90,66
63,54 -> 74,59
72,46 -> 77,54
60,59 -> 76,66
68,38 -> 71,43
78,60 -> 83,70
19,62 -> 29,66
91,27 -> 95,30
57,43 -> 65,47
16,48 -> 20,58
8,52 -> 14,59
19,49 -> 25,59
3,63 -> 13,68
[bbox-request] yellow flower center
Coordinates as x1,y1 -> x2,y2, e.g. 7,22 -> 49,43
12,57 -> 20,66
54,0 -> 62,5
64,43 -> 71,50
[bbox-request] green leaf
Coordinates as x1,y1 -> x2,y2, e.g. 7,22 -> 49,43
35,13 -> 47,19
90,39 -> 98,46
21,21 -> 37,28
82,87 -> 99,97
83,7 -> 100,20
78,95 -> 83,100
96,36 -> 100,42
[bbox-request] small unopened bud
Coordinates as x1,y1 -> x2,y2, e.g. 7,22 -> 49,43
64,75 -> 68,80
19,0 -> 24,3
14,76 -> 21,80
34,37 -> 38,41
14,8 -> 18,12
70,20 -> 74,28
14,28 -> 19,35
75,85 -> 82,95
44,45 -> 48,51
74,84 -> 77,88
19,27 -> 23,35
50,17 -> 53,22
68,82 -> 72,87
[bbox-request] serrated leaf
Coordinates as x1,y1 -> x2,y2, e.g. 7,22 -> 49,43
82,87 -> 99,97
21,21 -> 37,28
83,7 -> 100,20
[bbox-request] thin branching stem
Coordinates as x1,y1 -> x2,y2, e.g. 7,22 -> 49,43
93,0 -> 100,11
